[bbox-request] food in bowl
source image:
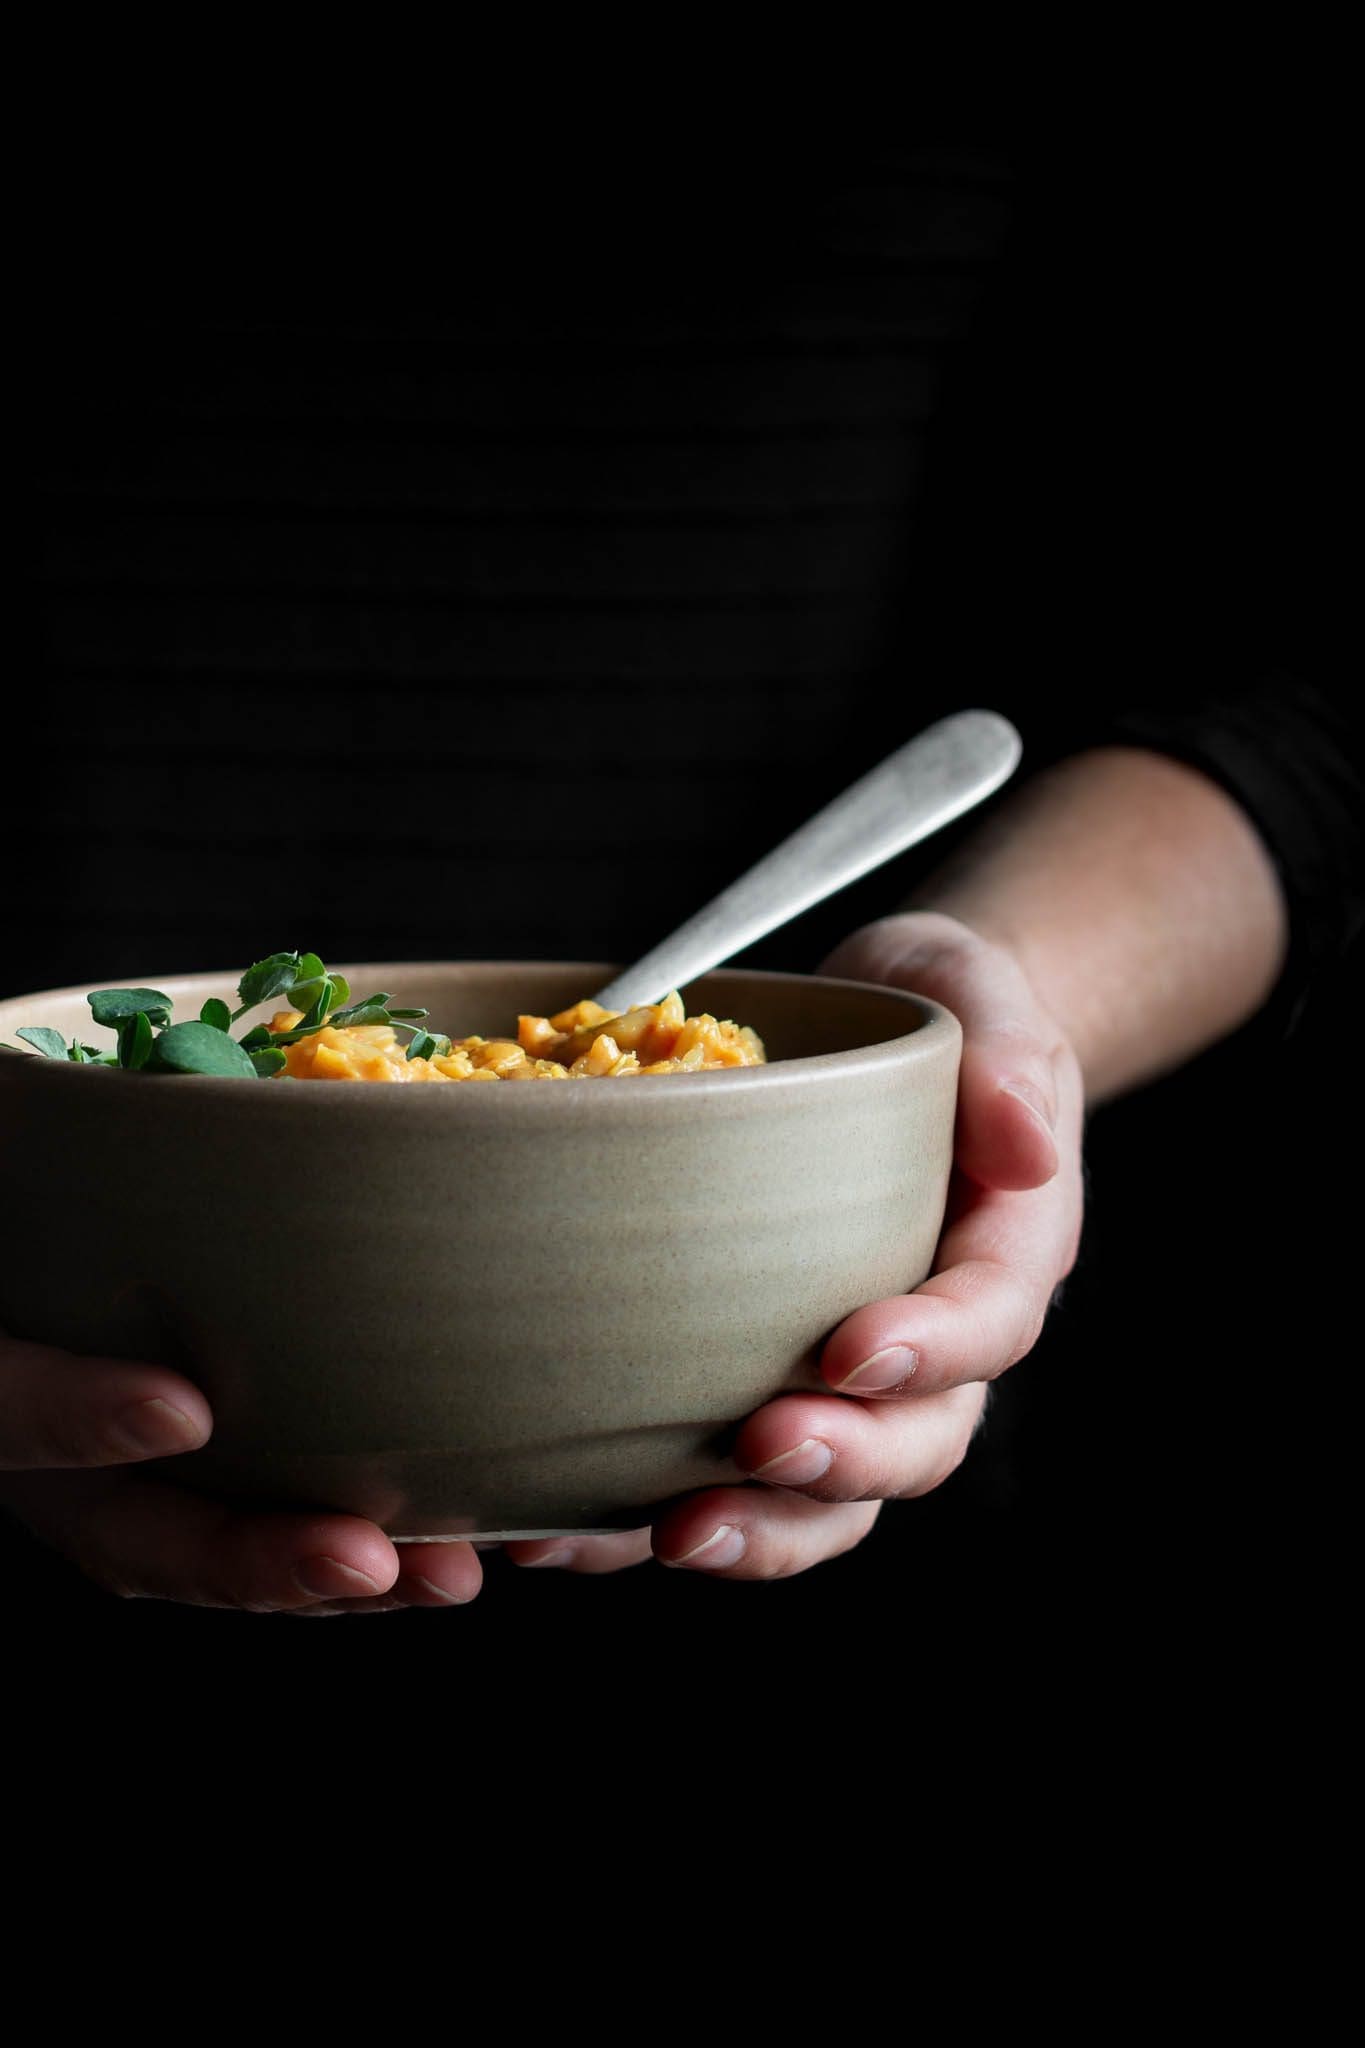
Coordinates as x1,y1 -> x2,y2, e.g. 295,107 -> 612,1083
6,948 -> 766,1084
277,993 -> 765,1082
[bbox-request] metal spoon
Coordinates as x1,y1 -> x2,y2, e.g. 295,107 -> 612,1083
592,708 -> 1022,1013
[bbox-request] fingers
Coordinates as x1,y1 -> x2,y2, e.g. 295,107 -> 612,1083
0,1332 -> 212,1471
288,1543 -> 485,1615
0,1468 -> 405,1611
391,1542 -> 485,1607
822,912 -> 1070,1190
653,1488 -> 882,1580
821,1014 -> 1082,1405
506,1528 -> 654,1574
0,1330 -> 485,1613
823,1246 -> 1047,1401
821,1165 -> 1082,1406
730,1384 -> 987,1508
959,1040 -> 1063,1192
815,919 -> 1086,1408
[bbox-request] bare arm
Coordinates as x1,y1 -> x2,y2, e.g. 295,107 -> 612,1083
506,744 -> 1296,1580
908,744 -> 1289,1103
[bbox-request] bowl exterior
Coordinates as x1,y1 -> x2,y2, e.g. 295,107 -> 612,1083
0,966 -> 960,1535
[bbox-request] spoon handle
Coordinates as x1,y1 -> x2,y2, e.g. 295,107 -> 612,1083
592,708 -> 1022,1013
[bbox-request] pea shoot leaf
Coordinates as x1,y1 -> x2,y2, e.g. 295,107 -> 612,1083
285,955 -> 328,1015
118,1011 -> 156,1070
236,953 -> 302,1013
329,996 -> 395,1029
407,1030 -> 452,1061
155,1021 -> 260,1078
16,1026 -> 70,1059
89,988 -> 174,1029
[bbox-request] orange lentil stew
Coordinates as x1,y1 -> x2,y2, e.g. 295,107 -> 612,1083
274,993 -> 765,1083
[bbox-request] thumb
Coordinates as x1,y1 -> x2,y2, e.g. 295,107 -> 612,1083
822,913 -> 1062,1192
957,1036 -> 1060,1192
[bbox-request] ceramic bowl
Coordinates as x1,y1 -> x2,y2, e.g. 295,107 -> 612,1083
0,963 -> 960,1538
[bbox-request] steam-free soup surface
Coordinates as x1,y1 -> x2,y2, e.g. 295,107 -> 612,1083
275,993 -> 765,1083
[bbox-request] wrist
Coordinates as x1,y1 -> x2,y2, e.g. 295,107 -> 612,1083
823,910 -> 1071,1054
890,749 -> 1289,1102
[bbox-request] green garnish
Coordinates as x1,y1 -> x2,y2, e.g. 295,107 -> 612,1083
87,988 -> 175,1029
233,952 -> 303,1014
15,1026 -> 72,1060
5,950 -> 435,1080
154,1021 -> 260,1078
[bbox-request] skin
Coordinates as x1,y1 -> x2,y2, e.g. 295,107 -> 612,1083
0,748 -> 1288,1610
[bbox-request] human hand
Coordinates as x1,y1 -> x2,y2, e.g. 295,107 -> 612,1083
504,912 -> 1084,1581
1,914 -> 1081,1601
0,1332 -> 483,1612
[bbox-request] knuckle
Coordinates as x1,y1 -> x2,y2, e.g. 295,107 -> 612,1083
745,1521 -> 821,1579
98,1572 -> 145,1601
851,1455 -> 903,1505
199,1564 -> 258,1611
747,1546 -> 799,1582
829,1502 -> 883,1554
69,1545 -> 146,1601
937,1420 -> 977,1486
897,1434 -> 972,1501
1056,1219 -> 1083,1282
895,1392 -> 985,1498
20,1416 -> 104,1471
1002,1276 -> 1048,1370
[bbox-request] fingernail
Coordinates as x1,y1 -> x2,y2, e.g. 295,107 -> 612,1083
661,1524 -> 748,1572
110,1396 -> 208,1458
520,1548 -> 575,1570
748,1437 -> 834,1488
412,1574 -> 475,1606
292,1556 -> 384,1600
1001,1079 -> 1056,1132
834,1346 -> 919,1394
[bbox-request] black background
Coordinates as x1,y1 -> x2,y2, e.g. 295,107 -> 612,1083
10,120 -> 1356,1707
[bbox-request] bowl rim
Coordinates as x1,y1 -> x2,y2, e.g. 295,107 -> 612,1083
0,961 -> 961,1113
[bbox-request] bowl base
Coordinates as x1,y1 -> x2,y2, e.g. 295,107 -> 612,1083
393,1528 -> 624,1543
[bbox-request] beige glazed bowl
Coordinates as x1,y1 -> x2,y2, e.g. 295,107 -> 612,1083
0,963 -> 961,1539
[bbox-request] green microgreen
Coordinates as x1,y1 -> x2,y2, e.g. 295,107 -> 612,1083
15,1026 -> 70,1060
9,950 -> 441,1080
233,952 -> 303,1016
88,988 -> 174,1029
406,1029 -> 452,1062
154,1021 -> 261,1078
117,1011 -> 156,1071
328,995 -> 396,1029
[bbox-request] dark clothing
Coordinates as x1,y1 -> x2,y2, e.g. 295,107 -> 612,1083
12,138 -> 1359,1666
22,143 -> 1358,1012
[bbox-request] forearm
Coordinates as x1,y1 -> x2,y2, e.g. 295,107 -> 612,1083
907,746 -> 1289,1103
